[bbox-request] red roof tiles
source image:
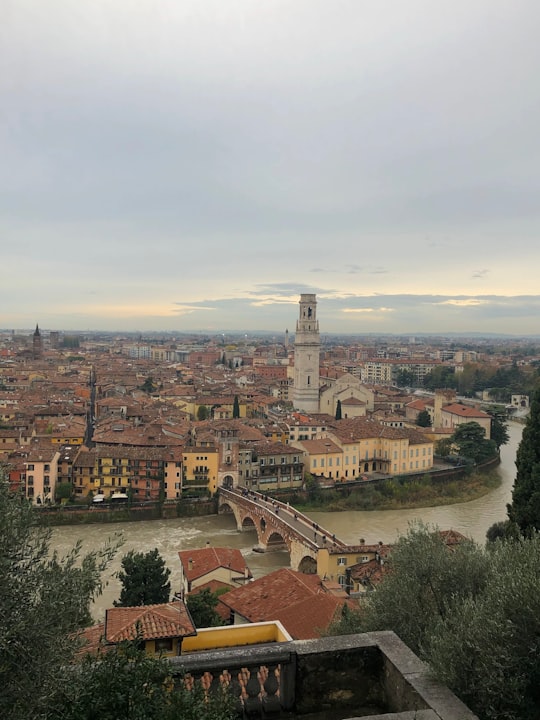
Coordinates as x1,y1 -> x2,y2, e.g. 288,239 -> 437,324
104,602 -> 196,643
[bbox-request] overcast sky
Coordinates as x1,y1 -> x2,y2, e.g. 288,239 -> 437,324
2,1 -> 540,335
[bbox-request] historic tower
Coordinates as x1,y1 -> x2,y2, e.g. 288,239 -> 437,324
293,294 -> 320,413
32,324 -> 43,360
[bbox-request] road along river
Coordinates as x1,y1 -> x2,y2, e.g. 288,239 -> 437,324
52,422 -> 522,621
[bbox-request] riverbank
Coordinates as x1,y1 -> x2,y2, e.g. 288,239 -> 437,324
37,498 -> 218,526
291,468 -> 503,513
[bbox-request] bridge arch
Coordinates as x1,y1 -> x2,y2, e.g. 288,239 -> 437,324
218,501 -> 234,515
267,530 -> 287,549
218,489 -> 323,573
298,555 -> 317,574
241,516 -> 256,530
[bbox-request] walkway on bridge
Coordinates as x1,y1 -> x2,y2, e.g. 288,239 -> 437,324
219,487 -> 349,552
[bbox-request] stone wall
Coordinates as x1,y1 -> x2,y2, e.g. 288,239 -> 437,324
168,631 -> 478,719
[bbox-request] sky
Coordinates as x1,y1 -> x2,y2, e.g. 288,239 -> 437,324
2,1 -> 540,336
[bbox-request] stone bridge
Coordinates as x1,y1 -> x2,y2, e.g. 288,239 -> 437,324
218,487 -> 348,573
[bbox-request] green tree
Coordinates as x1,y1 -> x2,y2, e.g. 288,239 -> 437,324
304,472 -> 322,502
451,421 -> 497,463
186,588 -> 224,628
325,603 -> 363,636
435,438 -> 452,457
507,387 -> 540,534
115,549 -> 171,607
354,524 -> 540,720
197,404 -> 209,421
415,409 -> 431,427
358,524 -> 489,655
486,519 -> 510,543
335,399 -> 342,420
0,479 -> 118,720
395,369 -> 416,387
232,395 -> 240,419
51,640 -> 236,720
140,376 -> 156,394
55,481 -> 73,503
488,410 -> 510,450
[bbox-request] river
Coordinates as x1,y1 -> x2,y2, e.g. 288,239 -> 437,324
52,422 -> 522,621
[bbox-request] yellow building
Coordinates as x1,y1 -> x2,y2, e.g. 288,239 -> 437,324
290,438 -> 343,481
182,445 -> 219,496
316,544 -> 390,590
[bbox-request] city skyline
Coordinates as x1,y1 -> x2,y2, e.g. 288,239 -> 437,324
3,2 -> 540,334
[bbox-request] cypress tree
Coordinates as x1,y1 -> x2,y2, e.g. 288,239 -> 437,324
507,387 -> 540,534
232,395 -> 240,419
335,399 -> 342,420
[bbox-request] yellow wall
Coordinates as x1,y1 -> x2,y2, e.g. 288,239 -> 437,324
182,621 -> 292,653
183,447 -> 219,495
317,547 -> 379,584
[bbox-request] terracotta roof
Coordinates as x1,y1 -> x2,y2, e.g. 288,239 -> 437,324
75,622 -> 109,659
178,547 -> 250,582
340,397 -> 365,406
442,403 -> 490,418
438,529 -> 469,547
218,568 -> 343,638
350,559 -> 388,588
104,602 -> 196,643
272,594 -> 344,639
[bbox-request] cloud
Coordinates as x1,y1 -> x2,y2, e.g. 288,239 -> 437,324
172,304 -> 217,315
341,307 -> 395,314
436,299 -> 487,307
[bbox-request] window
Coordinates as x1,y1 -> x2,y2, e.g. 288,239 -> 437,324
337,557 -> 347,566
27,464 -> 34,471
44,464 -> 50,471
27,476 -> 34,485
155,638 -> 173,653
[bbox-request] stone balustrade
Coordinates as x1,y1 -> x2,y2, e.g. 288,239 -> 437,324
169,631 -> 478,720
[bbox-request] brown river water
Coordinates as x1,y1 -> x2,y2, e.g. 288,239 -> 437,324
52,422 -> 522,622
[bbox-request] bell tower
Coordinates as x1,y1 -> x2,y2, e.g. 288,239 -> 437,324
293,294 -> 320,413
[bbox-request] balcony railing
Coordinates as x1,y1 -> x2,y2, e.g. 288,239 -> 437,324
168,631 -> 477,719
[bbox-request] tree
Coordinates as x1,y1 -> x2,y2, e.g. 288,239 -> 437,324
115,549 -> 171,607
416,409 -> 431,427
335,399 -> 342,420
325,603 -> 363,636
141,376 -> 156,394
507,386 -> 540,534
394,369 -> 415,387
450,422 -> 497,463
354,524 -> 540,720
488,410 -> 510,450
186,588 -> 224,628
51,640 -> 236,720
357,524 -> 489,655
0,479 -> 118,720
55,481 -> 74,503
486,519 -> 510,543
232,395 -> 240,419
197,404 -> 209,421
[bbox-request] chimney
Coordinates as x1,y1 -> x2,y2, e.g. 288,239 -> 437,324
188,558 -> 193,571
